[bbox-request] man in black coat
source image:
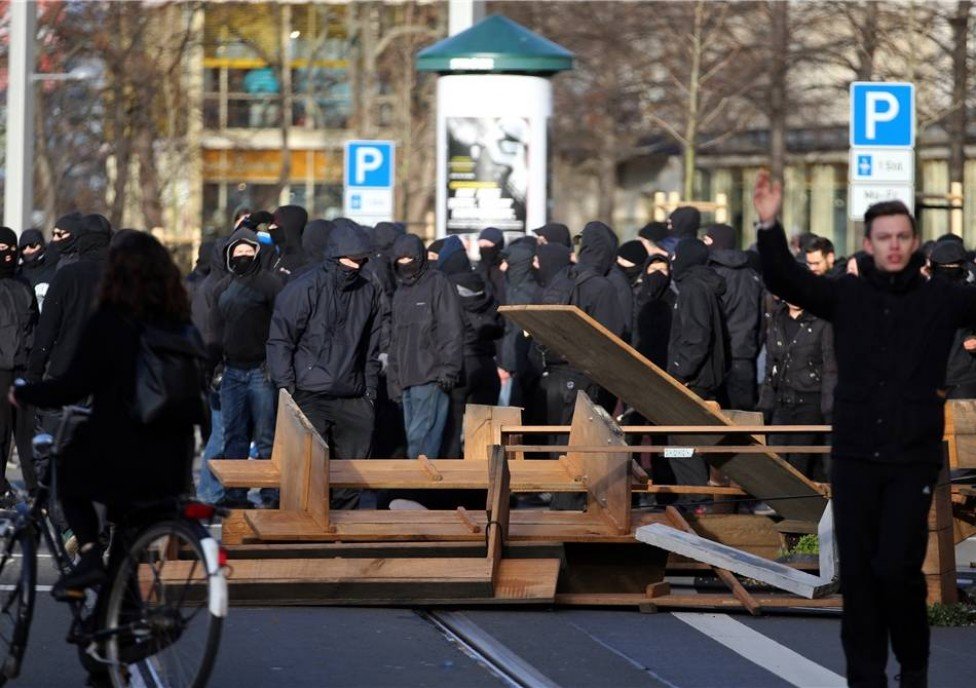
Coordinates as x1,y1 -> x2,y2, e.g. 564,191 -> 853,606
268,205 -> 308,278
634,255 -> 675,370
267,221 -> 381,507
476,226 -> 506,304
705,223 -> 763,410
49,212 -> 84,270
185,239 -> 214,306
928,240 -> 976,399
0,227 -> 38,497
498,237 -> 539,408
17,228 -> 57,312
754,171 -> 976,688
210,228 -> 283,508
388,234 -> 464,459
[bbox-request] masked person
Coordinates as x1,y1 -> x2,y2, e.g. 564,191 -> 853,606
49,212 -> 85,270
498,238 -> 540,409
0,227 -> 38,498
388,234 -> 464,459
185,239 -> 214,306
532,223 -> 572,248
268,205 -> 308,278
753,170 -> 976,688
929,240 -> 976,399
17,229 -> 57,312
476,227 -> 507,304
267,221 -> 382,509
209,228 -> 283,508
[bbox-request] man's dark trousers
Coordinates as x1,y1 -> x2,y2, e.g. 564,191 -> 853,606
771,398 -> 828,481
831,457 -> 939,687
293,391 -> 374,509
725,358 -> 757,411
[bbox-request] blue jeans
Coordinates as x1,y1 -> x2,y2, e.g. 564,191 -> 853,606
220,365 -> 278,504
196,400 -> 225,504
402,383 -> 449,459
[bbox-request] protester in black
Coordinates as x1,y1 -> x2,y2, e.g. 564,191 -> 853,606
388,234 -> 464,459
754,171 -> 976,688
476,226 -> 506,304
268,205 -> 308,278
532,223 -> 572,248
185,239 -> 214,305
929,241 -> 976,399
704,223 -> 763,410
267,221 -> 381,507
210,228 -> 283,508
17,229 -> 57,312
499,238 -> 540,409
633,255 -> 675,370
11,230 -> 202,598
49,212 -> 85,270
0,227 -> 37,497
758,299 -> 836,481
438,239 -> 505,457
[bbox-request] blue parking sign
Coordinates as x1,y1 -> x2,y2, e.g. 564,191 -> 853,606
345,141 -> 394,188
850,82 -> 915,148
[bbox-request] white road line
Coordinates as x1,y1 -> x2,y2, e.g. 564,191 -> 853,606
0,585 -> 52,592
673,613 -> 846,688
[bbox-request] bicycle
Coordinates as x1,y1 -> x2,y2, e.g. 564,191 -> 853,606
0,406 -> 229,687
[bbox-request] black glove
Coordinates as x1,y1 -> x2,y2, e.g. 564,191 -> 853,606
436,374 -> 457,393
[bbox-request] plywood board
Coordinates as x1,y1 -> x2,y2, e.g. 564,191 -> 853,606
499,305 -> 825,522
463,405 -> 524,461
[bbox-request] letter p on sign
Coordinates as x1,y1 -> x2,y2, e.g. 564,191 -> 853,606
355,147 -> 383,185
345,140 -> 394,188
865,92 -> 899,140
850,83 -> 914,148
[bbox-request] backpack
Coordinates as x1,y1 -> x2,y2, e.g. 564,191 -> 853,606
131,323 -> 209,426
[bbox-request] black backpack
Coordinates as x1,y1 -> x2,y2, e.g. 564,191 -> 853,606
131,323 -> 209,426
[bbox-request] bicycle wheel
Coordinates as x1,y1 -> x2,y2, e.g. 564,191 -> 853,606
103,520 -> 224,688
0,520 -> 36,685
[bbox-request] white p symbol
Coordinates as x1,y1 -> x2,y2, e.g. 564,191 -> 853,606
355,147 -> 383,184
865,92 -> 899,140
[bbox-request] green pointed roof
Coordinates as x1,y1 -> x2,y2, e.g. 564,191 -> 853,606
416,15 -> 573,74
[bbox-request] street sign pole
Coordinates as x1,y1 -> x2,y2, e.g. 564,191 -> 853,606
4,1 -> 37,235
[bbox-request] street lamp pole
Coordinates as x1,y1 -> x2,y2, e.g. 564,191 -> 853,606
4,0 -> 37,236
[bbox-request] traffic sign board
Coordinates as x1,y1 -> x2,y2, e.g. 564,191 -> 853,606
848,183 -> 915,220
848,148 -> 914,183
850,82 -> 915,148
344,140 -> 395,223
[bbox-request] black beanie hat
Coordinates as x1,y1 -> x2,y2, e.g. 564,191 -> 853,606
930,240 -> 967,265
669,207 -> 701,239
672,238 -> 710,278
618,240 -> 649,266
638,222 -> 669,244
705,224 -> 737,251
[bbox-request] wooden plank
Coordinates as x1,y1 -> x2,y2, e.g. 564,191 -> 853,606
463,405 -> 523,461
486,446 -> 512,585
945,400 -> 976,468
643,594 -> 843,611
506,425 -> 832,434
499,305 -> 826,523
210,460 -> 280,488
219,510 -> 258,546
666,507 -> 762,616
492,558 -> 560,601
567,392 -> 631,534
307,427 -> 331,531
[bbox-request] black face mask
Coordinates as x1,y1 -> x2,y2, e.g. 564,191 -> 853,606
396,260 -> 421,279
53,233 -> 78,254
932,264 -> 966,283
621,264 -> 644,285
480,245 -> 501,267
20,245 -> 43,265
0,248 -> 16,277
229,255 -> 255,275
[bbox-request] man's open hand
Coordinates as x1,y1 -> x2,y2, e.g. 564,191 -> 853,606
753,169 -> 783,224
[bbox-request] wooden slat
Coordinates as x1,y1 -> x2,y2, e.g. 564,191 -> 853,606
644,595 -> 843,610
210,460 -> 280,488
504,426 -> 832,434
463,405 -> 523,461
499,305 -> 825,522
486,446 -> 512,584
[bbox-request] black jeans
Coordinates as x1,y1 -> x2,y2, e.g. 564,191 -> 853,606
442,354 -> 501,459
725,358 -> 757,411
831,457 -> 939,687
541,366 -> 600,510
293,391 -> 374,509
771,400 -> 828,482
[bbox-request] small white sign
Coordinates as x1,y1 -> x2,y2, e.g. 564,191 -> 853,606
848,183 -> 915,220
849,148 -> 914,183
343,188 -> 394,225
663,447 -> 696,459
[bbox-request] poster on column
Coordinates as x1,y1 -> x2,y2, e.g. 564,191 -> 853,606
446,117 -> 529,233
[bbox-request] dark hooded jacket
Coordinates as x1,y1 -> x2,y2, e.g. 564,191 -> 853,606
758,220 -> 976,466
498,238 -> 539,374
477,227 -> 507,304
533,223 -> 572,248
370,221 -> 404,298
17,228 -> 57,311
388,234 -> 464,397
50,212 -> 85,270
185,239 -> 214,306
667,239 -> 730,396
297,219 -> 334,272
440,247 -> 505,360
707,234 -> 763,360
266,223 -> 382,397
633,261 -> 676,370
0,226 -> 37,371
269,205 -> 308,278
562,222 -> 625,337
210,228 -> 283,368
191,236 -> 230,348
581,221 -> 633,341
27,215 -> 111,381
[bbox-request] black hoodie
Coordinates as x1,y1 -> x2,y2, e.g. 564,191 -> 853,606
667,239 -> 730,397
582,221 -> 634,341
210,228 -> 283,368
633,263 -> 676,370
563,222 -> 625,337
27,215 -> 111,381
440,248 -> 505,359
191,236 -> 230,346
708,246 -> 763,361
270,205 -> 308,277
267,222 -> 382,397
185,239 -> 214,306
387,234 -> 464,397
17,228 -> 57,310
0,226 -> 37,371
498,239 -> 539,373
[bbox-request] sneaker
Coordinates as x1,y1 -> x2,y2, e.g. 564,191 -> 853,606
52,548 -> 106,601
752,501 -> 776,516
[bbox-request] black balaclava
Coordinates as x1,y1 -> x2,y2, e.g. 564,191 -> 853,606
436,235 -> 467,272
504,237 -> 537,292
638,222 -> 669,245
672,238 -> 710,280
224,228 -> 262,276
393,234 -> 428,285
478,226 -> 504,267
52,212 -> 85,253
669,207 -> 701,240
271,205 -> 308,250
930,240 -> 968,283
427,238 -> 446,260
374,221 -> 405,260
0,227 -> 18,277
577,221 -> 618,275
74,214 -> 112,256
617,240 -> 649,285
536,243 -> 572,287
533,223 -> 571,248
325,219 -> 371,286
705,224 -> 736,252
302,219 -> 335,264
18,228 -> 46,266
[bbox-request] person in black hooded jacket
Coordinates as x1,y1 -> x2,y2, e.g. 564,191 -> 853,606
49,212 -> 85,270
371,221 -> 405,299
438,237 -> 505,457
582,221 -> 633,343
185,239 -> 214,306
704,223 -> 763,410
388,234 -> 464,459
532,223 -> 572,248
0,227 -> 37,497
634,255 -> 676,370
477,227 -> 507,304
267,221 -> 381,507
17,229 -> 57,312
209,228 -> 283,508
929,241 -> 976,398
268,205 -> 308,278
499,238 -> 540,408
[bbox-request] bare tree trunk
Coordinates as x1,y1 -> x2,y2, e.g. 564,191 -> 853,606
769,1 -> 789,186
33,86 -> 56,232
136,128 -> 164,229
856,1 -> 878,81
682,0 -> 704,201
949,1 -> 971,185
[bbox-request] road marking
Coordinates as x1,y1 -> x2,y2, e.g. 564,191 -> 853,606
0,584 -> 52,592
673,613 -> 845,688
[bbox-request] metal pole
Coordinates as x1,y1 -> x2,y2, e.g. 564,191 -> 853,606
4,0 -> 37,235
448,0 -> 485,36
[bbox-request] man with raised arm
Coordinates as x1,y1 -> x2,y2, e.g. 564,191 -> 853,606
753,170 -> 976,688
